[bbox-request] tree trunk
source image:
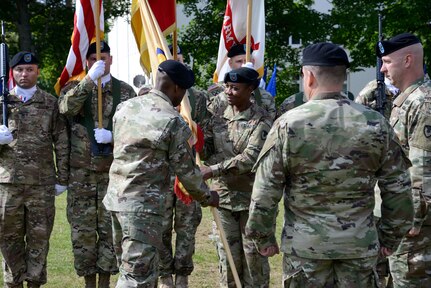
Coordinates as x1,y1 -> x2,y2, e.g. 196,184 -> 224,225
16,0 -> 33,51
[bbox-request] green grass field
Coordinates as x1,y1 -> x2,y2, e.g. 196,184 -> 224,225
1,194 -> 284,287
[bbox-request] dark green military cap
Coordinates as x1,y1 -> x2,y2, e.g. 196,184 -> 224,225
10,51 -> 39,68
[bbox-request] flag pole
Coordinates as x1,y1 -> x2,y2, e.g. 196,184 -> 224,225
196,156 -> 242,288
246,0 -> 252,63
94,0 -> 103,128
173,0 -> 178,60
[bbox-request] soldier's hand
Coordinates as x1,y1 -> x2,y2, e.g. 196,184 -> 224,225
407,227 -> 421,237
259,244 -> 280,257
200,165 -> 213,180
94,128 -> 113,144
88,60 -> 105,81
55,184 -> 67,196
0,125 -> 13,145
379,246 -> 393,257
203,190 -> 219,208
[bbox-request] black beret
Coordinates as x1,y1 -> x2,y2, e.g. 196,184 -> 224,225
158,59 -> 195,89
10,51 -> 39,68
168,44 -> 182,55
227,44 -> 253,58
224,67 -> 259,86
302,42 -> 350,68
86,41 -> 111,58
376,33 -> 421,57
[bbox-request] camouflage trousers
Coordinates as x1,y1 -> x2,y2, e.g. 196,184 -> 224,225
0,184 -> 55,287
282,254 -> 380,288
388,246 -> 431,287
111,211 -> 164,287
158,191 -> 202,277
67,168 -> 117,277
215,208 -> 270,288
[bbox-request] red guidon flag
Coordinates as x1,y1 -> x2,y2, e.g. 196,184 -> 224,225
54,0 -> 104,95
213,0 -> 265,83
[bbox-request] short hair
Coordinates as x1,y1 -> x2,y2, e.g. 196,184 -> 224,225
305,65 -> 347,86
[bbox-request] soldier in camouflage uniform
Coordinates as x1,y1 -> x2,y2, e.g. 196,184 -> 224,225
277,89 -> 354,119
276,92 -> 305,118
355,78 -> 399,288
200,67 -> 273,288
103,60 -> 219,287
157,46 -> 209,288
377,33 -> 431,287
208,44 -> 276,120
0,52 -> 69,288
245,42 -> 414,287
356,79 -> 399,119
58,41 -> 136,288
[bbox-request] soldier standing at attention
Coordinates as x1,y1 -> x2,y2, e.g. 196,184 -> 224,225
0,52 -> 69,288
58,41 -> 136,288
377,32 -> 431,287
208,44 -> 276,120
103,60 -> 219,287
245,42 -> 414,287
200,66 -> 273,287
158,45 -> 210,288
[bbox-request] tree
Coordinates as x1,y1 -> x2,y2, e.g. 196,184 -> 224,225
0,0 -> 131,94
330,0 -> 431,70
177,0 -> 331,104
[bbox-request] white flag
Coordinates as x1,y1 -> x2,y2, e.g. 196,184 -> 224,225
213,0 -> 265,83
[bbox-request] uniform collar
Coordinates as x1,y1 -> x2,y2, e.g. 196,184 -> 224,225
393,78 -> 424,107
151,89 -> 174,107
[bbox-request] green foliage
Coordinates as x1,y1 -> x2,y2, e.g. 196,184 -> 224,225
177,0 -> 331,103
330,0 -> 431,70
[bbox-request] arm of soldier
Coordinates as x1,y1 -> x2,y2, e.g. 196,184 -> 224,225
199,109 -> 216,162
58,77 -> 95,116
406,146 -> 430,236
376,128 -> 414,250
260,89 -> 277,120
406,103 -> 431,235
52,102 -> 70,186
245,125 -> 286,256
168,118 -> 214,205
210,119 -> 272,177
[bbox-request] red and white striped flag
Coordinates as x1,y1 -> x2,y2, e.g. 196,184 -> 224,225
54,0 -> 104,95
213,0 -> 265,83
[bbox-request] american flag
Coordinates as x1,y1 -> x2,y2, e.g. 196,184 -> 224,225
54,0 -> 104,95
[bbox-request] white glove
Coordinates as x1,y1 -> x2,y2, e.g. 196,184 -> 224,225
55,184 -> 67,196
242,62 -> 255,69
88,60 -> 106,81
0,125 -> 13,145
94,128 -> 113,144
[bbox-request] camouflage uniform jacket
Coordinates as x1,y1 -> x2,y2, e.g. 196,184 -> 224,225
103,89 -> 212,213
246,92 -> 413,260
208,83 -> 276,120
276,92 -> 306,118
389,78 -> 431,254
0,87 -> 69,185
58,76 -> 136,175
355,80 -> 396,119
201,96 -> 273,211
187,87 -> 209,125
